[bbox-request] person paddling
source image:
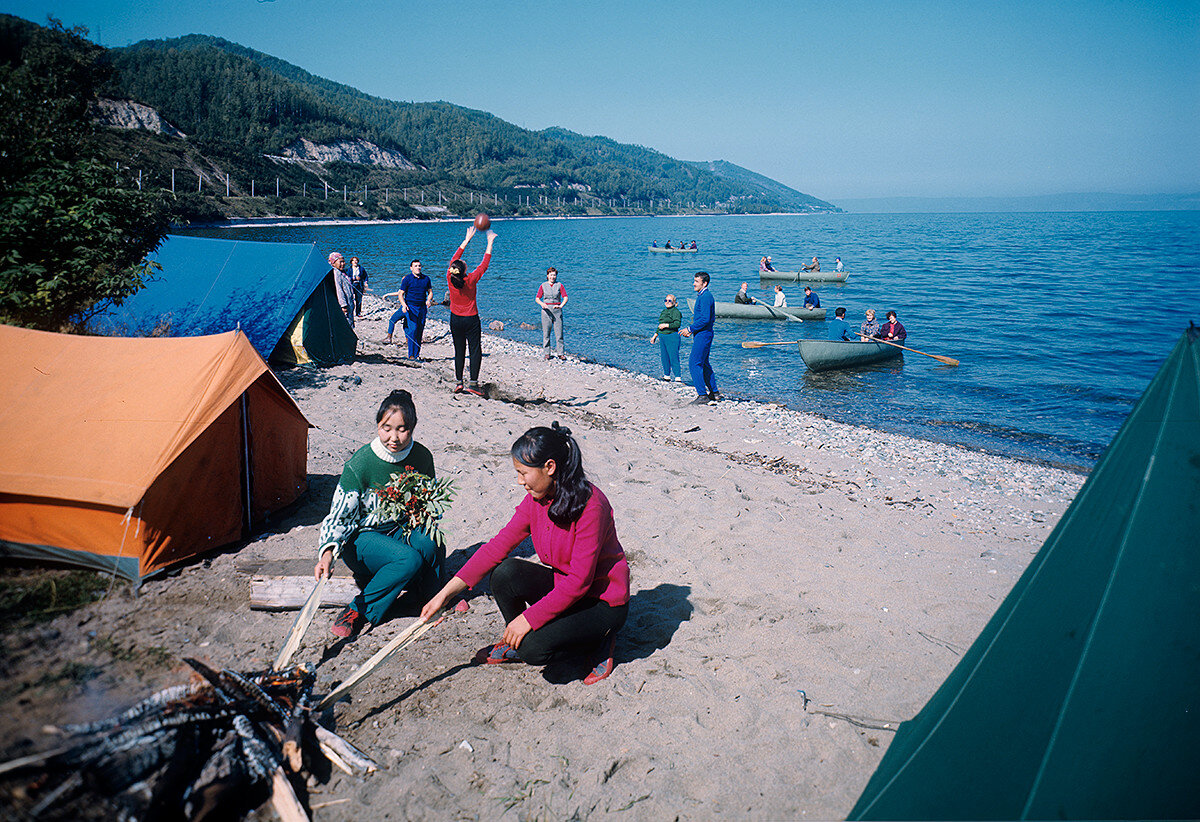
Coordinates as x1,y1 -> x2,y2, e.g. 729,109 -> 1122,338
421,423 -> 629,684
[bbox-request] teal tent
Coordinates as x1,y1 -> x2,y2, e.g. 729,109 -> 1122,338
94,234 -> 356,366
850,325 -> 1200,821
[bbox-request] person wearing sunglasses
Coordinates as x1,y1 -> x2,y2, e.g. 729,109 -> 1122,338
651,293 -> 683,381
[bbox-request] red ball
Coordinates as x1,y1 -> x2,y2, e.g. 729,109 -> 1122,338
473,213 -> 491,231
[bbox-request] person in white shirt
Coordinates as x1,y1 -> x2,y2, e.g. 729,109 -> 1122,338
773,284 -> 787,307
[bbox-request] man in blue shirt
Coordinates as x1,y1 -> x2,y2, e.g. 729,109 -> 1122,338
383,260 -> 434,358
680,271 -> 719,404
829,307 -> 851,340
803,286 -> 820,309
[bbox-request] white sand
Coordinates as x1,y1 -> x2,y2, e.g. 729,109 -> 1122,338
0,297 -> 1084,819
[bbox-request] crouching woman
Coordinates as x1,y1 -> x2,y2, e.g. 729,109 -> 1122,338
315,389 -> 443,639
421,423 -> 629,684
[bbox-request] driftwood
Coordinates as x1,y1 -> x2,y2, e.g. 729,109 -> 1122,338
273,577 -> 329,669
315,614 -> 445,710
250,575 -> 357,610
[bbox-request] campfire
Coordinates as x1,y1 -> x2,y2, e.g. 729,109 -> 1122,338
0,659 -> 379,821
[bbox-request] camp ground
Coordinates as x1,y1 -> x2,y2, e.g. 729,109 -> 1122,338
0,326 -> 311,583
850,326 -> 1200,821
92,234 -> 357,367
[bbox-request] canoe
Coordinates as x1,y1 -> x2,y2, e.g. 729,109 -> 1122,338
688,298 -> 825,321
797,339 -> 902,371
759,269 -> 849,283
649,246 -> 698,253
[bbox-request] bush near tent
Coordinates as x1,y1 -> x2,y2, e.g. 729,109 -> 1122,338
91,234 -> 357,367
0,327 -> 311,583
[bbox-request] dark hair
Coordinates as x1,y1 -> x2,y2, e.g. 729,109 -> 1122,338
411,259 -> 421,266
449,259 -> 466,289
694,271 -> 710,285
546,267 -> 557,275
835,307 -> 846,318
377,389 -> 417,428
886,310 -> 897,320
512,422 -> 591,525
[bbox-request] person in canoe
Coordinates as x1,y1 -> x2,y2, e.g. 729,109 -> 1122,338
734,282 -> 759,305
773,284 -> 788,307
759,256 -> 777,273
835,257 -> 844,272
420,422 -> 630,684
689,241 -> 697,249
802,256 -> 820,272
860,308 -> 881,340
803,286 -> 820,309
878,310 -> 907,343
829,307 -> 852,340
651,241 -> 658,248
664,241 -> 673,249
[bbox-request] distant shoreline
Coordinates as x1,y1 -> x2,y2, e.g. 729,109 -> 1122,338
181,212 -> 823,230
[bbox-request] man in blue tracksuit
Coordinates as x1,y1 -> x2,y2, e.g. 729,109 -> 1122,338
680,271 -> 719,404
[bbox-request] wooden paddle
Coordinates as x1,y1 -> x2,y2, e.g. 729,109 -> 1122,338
759,302 -> 803,322
273,574 -> 328,670
741,339 -> 801,348
865,336 -> 960,366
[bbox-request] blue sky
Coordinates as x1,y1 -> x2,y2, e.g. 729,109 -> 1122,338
7,0 -> 1199,200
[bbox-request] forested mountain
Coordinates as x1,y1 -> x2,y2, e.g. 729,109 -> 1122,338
4,17 -> 838,221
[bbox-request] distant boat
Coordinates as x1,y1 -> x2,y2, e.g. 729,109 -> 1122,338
759,269 -> 849,283
649,246 -> 698,253
798,339 -> 901,371
688,298 -> 825,321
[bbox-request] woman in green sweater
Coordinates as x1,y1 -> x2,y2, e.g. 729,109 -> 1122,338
314,389 -> 442,639
651,293 -> 683,381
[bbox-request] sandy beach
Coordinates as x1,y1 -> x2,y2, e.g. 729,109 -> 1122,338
0,296 -> 1084,819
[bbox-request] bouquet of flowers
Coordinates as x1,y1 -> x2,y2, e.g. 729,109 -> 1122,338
375,467 -> 456,544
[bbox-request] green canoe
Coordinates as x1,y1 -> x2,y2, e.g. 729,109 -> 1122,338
759,269 -> 849,283
797,339 -> 901,371
688,298 -> 825,321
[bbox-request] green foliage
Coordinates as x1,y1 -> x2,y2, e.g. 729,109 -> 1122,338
0,15 -> 170,330
0,567 -> 112,625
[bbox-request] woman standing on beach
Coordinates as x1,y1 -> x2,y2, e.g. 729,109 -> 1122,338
446,225 -> 497,396
314,390 -> 443,639
652,293 -> 683,381
420,423 -> 629,684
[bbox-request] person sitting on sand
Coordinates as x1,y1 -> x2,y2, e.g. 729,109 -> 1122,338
773,284 -> 788,307
829,307 -> 851,340
802,256 -> 820,272
734,282 -> 758,305
447,225 -> 497,396
421,423 -> 629,684
803,286 -> 820,310
652,293 -> 683,381
315,390 -> 443,639
878,310 -> 907,343
860,308 -> 880,340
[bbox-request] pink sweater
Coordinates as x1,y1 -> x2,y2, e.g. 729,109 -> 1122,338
456,486 -> 630,630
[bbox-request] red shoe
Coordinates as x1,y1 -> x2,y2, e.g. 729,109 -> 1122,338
452,383 -> 464,394
583,633 -> 617,684
466,382 -> 486,397
476,642 -> 521,664
331,606 -> 366,638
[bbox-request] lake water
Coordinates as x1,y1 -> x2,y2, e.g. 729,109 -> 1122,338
182,211 -> 1200,471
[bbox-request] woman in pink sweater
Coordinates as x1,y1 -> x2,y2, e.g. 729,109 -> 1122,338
421,423 -> 629,684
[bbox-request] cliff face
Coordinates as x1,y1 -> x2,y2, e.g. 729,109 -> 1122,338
94,98 -> 188,138
271,138 -> 422,170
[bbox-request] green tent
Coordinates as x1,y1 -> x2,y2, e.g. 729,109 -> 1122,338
850,325 -> 1200,821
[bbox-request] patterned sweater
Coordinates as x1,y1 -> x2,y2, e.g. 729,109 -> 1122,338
318,439 -> 435,559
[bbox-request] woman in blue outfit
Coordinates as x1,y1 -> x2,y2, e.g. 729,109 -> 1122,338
652,293 -> 683,381
314,390 -> 442,638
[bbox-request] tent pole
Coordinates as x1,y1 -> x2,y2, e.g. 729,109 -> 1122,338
241,391 -> 253,536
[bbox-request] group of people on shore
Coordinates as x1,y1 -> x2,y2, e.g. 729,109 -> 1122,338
315,388 -> 627,685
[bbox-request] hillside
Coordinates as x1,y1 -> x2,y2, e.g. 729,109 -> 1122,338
95,32 -> 837,220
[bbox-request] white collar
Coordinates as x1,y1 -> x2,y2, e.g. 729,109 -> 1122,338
371,437 -> 413,463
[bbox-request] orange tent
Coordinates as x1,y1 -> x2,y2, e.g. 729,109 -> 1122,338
0,326 -> 310,582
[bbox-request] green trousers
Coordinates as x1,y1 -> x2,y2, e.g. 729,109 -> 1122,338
341,528 -> 442,625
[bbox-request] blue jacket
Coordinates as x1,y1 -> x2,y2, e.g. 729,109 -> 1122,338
689,288 -> 715,335
829,318 -> 851,341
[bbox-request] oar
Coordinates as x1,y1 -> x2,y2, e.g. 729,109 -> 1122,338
758,302 -> 803,323
741,339 -> 802,348
273,575 -> 328,670
867,336 -> 959,366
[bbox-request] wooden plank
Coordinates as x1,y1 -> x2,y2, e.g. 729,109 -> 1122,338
249,575 -> 358,610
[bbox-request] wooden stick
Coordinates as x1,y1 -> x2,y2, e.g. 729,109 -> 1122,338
314,725 -> 379,773
866,336 -> 960,366
315,614 -> 444,711
273,576 -> 327,671
741,339 -> 802,349
269,766 -> 310,822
